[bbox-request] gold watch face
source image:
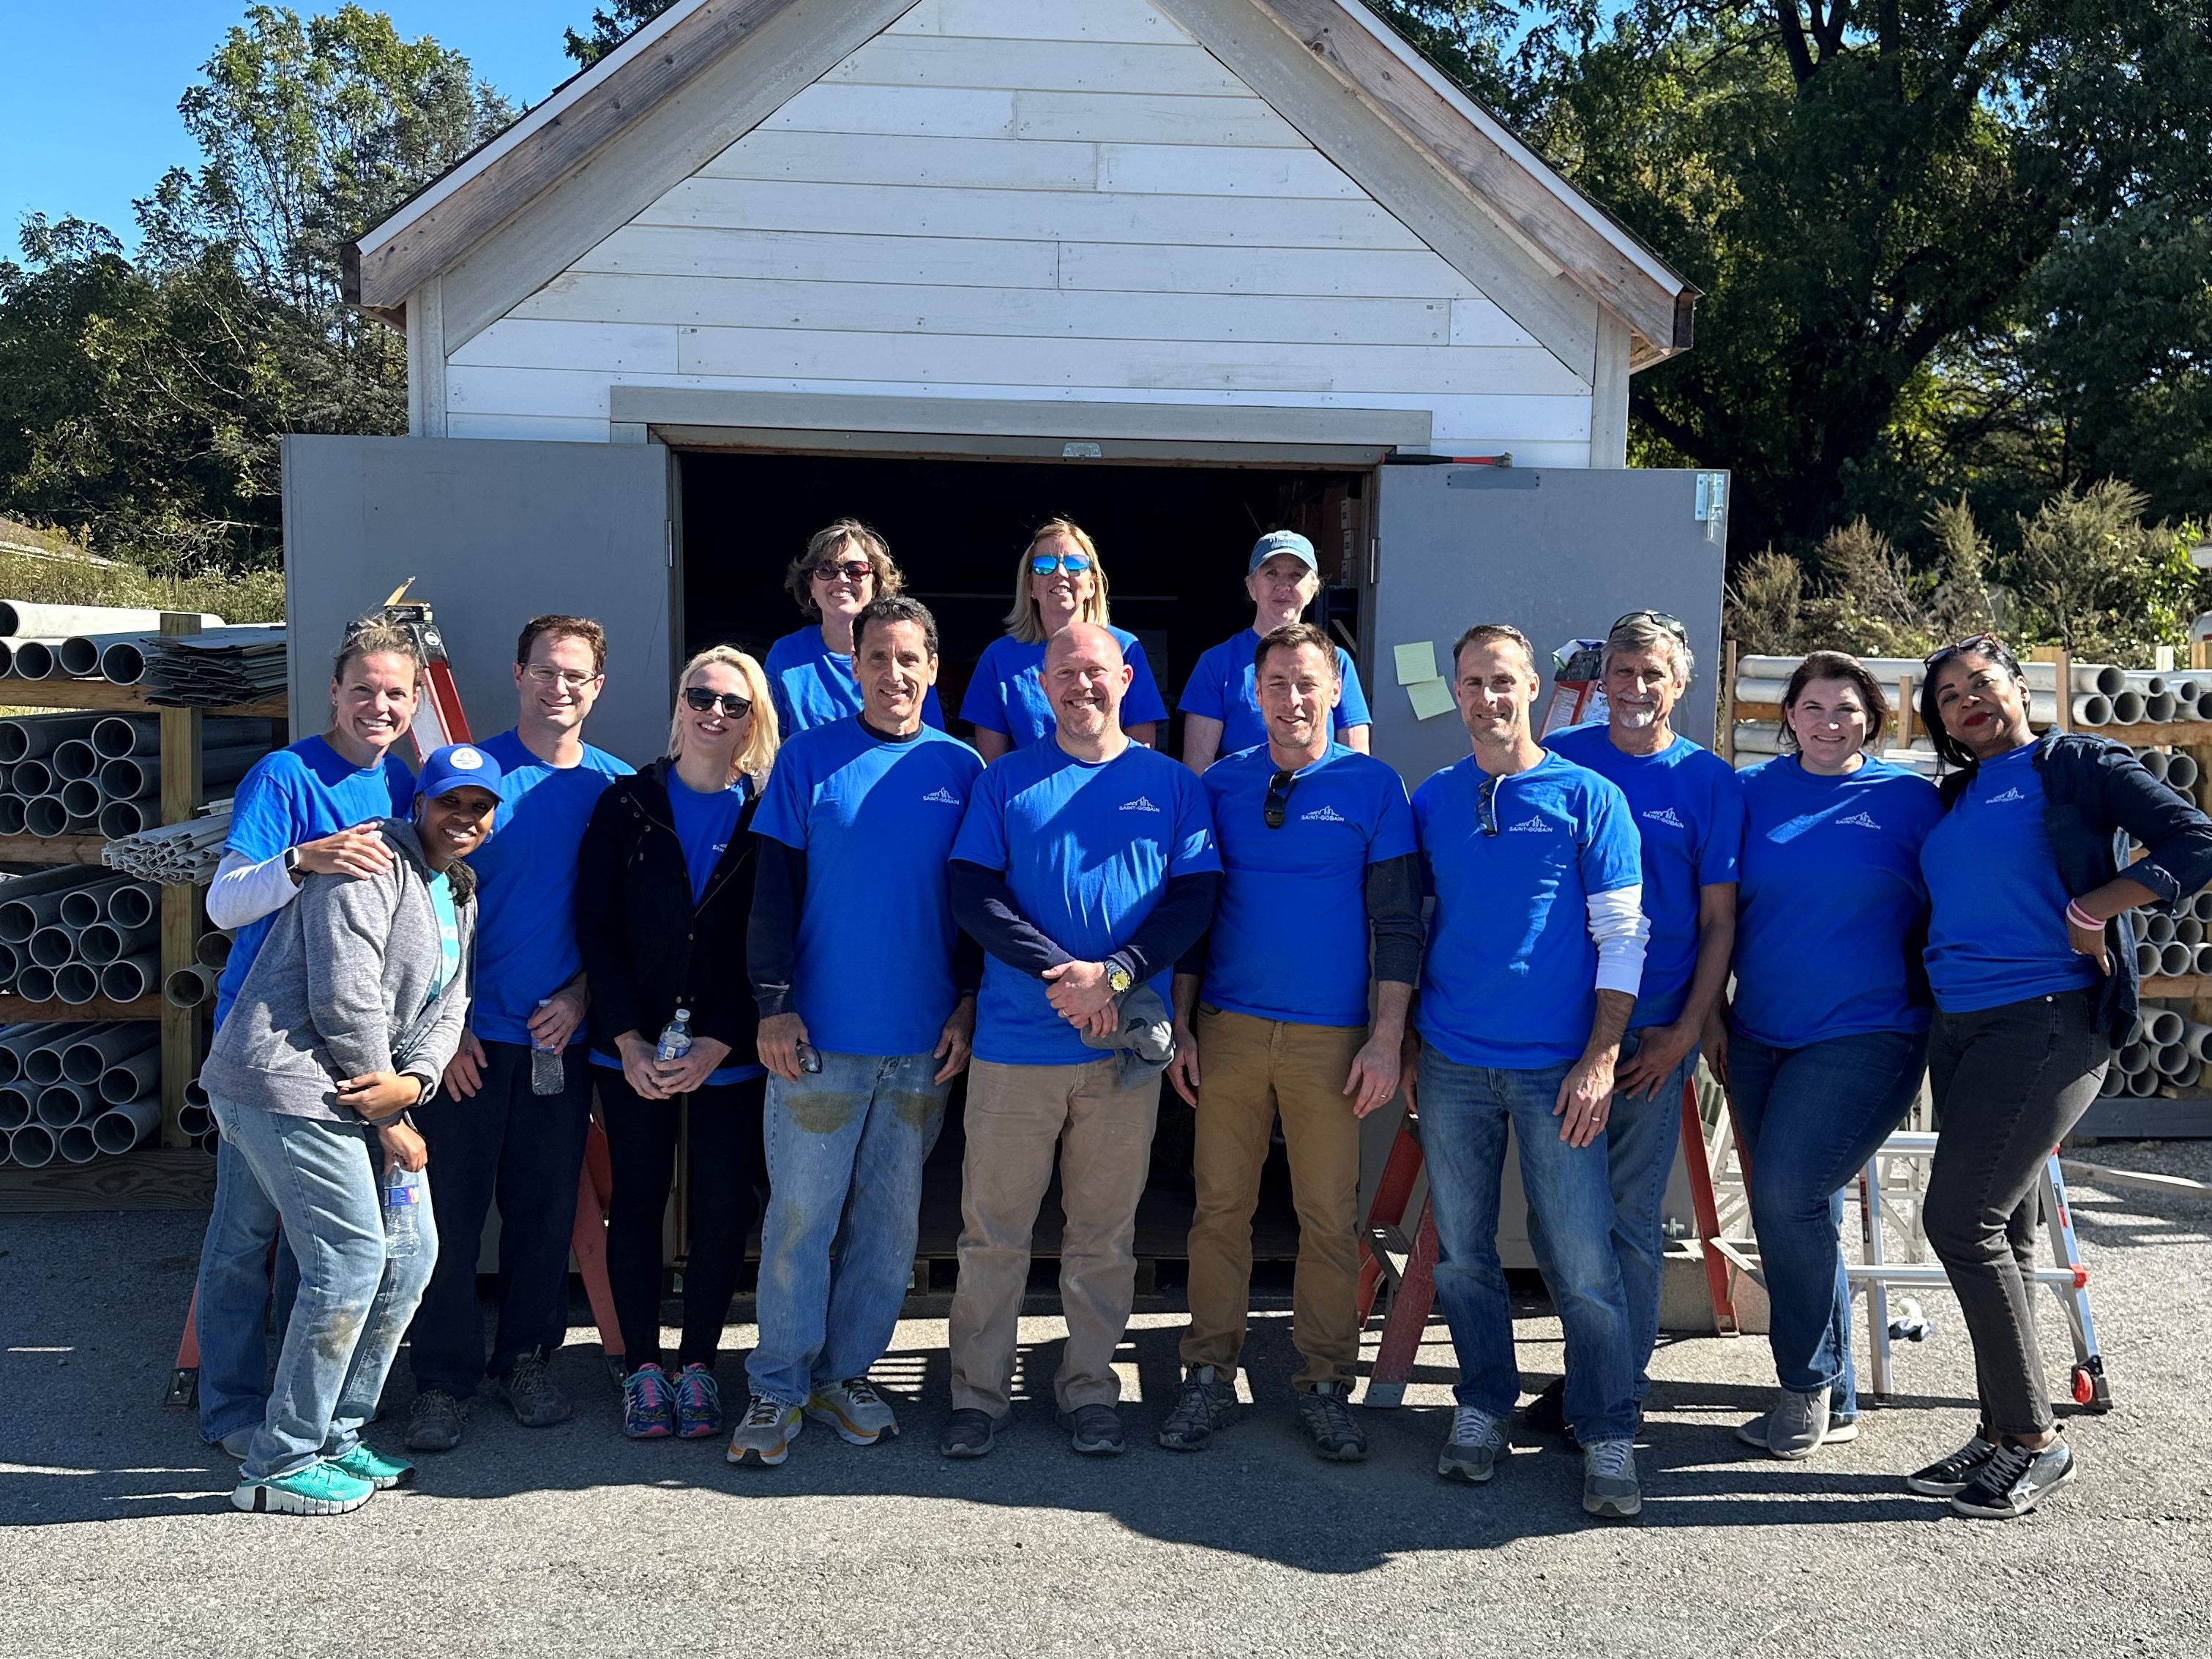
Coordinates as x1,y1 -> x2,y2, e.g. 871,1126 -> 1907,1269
1108,967 -> 1133,994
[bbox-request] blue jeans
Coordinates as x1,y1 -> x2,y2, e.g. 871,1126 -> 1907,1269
746,1049 -> 951,1407
1418,1048 -> 1637,1442
209,1096 -> 438,1481
1524,1027 -> 1695,1404
1727,1026 -> 1927,1417
191,1135 -> 301,1444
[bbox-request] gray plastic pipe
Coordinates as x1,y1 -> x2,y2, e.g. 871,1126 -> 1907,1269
99,1047 -> 163,1106
2135,940 -> 2161,975
2128,1067 -> 2160,1096
176,1101 -> 212,1139
59,779 -> 100,820
90,714 -> 267,758
0,713 -> 106,761
2161,941 -> 2194,975
53,964 -> 100,1005
91,1098 -> 161,1154
0,798 -> 26,836
36,1079 -> 95,1126
0,602 -> 221,637
97,800 -> 147,839
2112,690 -> 2147,724
106,883 -> 157,928
56,879 -> 124,929
194,930 -> 232,969
17,965 -> 55,1003
61,1022 -> 149,1083
2138,748 -> 2170,779
100,954 -> 160,1003
2186,1022 -> 2212,1062
12,1124 -> 55,1167
163,965 -> 215,1008
57,1123 -> 99,1164
2115,1041 -> 2152,1076
10,641 -> 63,679
2147,913 -> 2176,944
51,739 -> 97,781
97,743 -> 266,800
27,925 -> 77,970
10,759 -> 53,797
2156,1042 -> 2194,1076
2169,753 -> 2200,790
23,798 -> 69,838
2180,917 -> 2205,948
78,920 -> 158,966
0,1085 -> 32,1129
2145,1008 -> 2185,1045
2147,692 -> 2179,723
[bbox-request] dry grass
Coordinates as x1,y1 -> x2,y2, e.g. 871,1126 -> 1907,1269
0,520 -> 282,626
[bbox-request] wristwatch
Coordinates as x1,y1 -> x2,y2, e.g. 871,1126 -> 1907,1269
1105,962 -> 1134,996
282,845 -> 302,877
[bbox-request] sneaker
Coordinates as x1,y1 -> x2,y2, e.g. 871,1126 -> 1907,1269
938,1407 -> 1000,1458
329,1442 -> 414,1490
1523,1376 -> 1567,1436
1157,1365 -> 1240,1452
1737,1392 -> 1860,1457
673,1363 -> 722,1440
1949,1437 -> 2076,1519
1296,1382 -> 1368,1463
496,1349 -> 572,1428
725,1394 -> 802,1467
622,1363 -> 676,1440
231,1461 -> 375,1516
1905,1433 -> 2001,1497
1056,1402 -> 1126,1456
217,1427 -> 256,1461
1583,1437 -> 1642,1518
1437,1405 -> 1506,1483
403,1390 -> 468,1453
807,1377 -> 898,1446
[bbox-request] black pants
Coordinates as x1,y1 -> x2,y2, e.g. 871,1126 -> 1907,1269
1925,989 -> 2111,1437
407,1040 -> 593,1398
599,1067 -> 766,1373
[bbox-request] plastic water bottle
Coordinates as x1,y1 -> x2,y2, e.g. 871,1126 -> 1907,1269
383,1164 -> 423,1255
656,1008 -> 693,1063
530,997 -> 565,1097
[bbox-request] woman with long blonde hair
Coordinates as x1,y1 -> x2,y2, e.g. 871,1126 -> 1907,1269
577,645 -> 780,1440
958,518 -> 1167,760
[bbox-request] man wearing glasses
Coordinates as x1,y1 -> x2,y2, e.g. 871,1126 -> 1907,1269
1159,623 -> 1419,1461
1538,611 -> 1742,1447
731,596 -> 982,1467
1405,623 -> 1649,1518
406,615 -> 633,1452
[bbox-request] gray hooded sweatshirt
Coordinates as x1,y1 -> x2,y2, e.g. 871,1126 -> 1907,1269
201,819 -> 475,1122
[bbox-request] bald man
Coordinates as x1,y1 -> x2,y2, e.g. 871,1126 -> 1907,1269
942,624 -> 1222,1458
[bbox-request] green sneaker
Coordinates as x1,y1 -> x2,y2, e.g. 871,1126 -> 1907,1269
231,1461 -> 375,1516
331,1442 -> 415,1490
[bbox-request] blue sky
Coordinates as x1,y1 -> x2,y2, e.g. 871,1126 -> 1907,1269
0,1 -> 582,253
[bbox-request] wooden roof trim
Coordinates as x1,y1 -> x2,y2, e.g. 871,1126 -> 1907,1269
1250,0 -> 1693,353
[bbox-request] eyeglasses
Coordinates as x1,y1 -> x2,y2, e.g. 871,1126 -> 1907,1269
1923,632 -> 2000,668
1477,772 -> 1502,837
682,686 -> 753,719
1613,610 -> 1688,641
812,560 -> 873,583
524,664 -> 599,691
1031,552 -> 1094,576
1263,768 -> 1297,830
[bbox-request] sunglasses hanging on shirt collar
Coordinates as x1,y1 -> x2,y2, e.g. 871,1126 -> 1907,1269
1477,772 -> 1503,837
1263,768 -> 1298,829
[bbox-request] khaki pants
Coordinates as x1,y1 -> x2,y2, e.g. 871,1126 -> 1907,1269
1180,1008 -> 1368,1390
948,1057 -> 1160,1416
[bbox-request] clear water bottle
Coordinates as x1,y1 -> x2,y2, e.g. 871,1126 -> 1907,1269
383,1164 -> 424,1256
531,997 -> 565,1097
656,1008 -> 693,1063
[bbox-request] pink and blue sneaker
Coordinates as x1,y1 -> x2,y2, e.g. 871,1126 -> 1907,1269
622,1362 -> 676,1439
674,1363 -> 722,1439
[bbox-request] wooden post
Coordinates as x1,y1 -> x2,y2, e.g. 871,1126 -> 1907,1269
158,613 -> 204,1147
1720,640 -> 1737,764
2030,644 -> 2072,733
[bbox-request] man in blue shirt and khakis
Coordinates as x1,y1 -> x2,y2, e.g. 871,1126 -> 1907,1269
1406,622 -> 1650,1520
1159,622 -> 1422,1462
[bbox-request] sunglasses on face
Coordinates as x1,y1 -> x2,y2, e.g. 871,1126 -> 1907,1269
1031,552 -> 1094,576
1263,768 -> 1297,829
682,686 -> 753,719
1923,632 -> 2001,668
1613,609 -> 1688,641
812,560 -> 873,583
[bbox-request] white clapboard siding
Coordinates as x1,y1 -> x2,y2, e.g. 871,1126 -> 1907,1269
515,271 -> 1452,347
1054,240 -> 1487,302
761,83 -> 1018,140
704,130 -> 1102,192
447,411 -> 620,443
448,320 -> 681,375
825,35 -> 1244,97
892,0 -> 1186,43
1013,89 -> 1305,147
638,179 -> 1427,251
1096,143 -> 1367,199
448,366 -> 623,420
573,225 -> 1063,290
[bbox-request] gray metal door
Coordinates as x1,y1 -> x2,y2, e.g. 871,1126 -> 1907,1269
280,435 -> 675,764
1364,465 -> 1729,788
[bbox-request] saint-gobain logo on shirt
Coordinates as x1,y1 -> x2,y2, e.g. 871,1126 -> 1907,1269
1837,809 -> 1883,829
1641,806 -> 1686,829
1301,804 -> 1348,823
1120,795 -> 1162,813
1988,787 -> 2028,804
1507,814 -> 1553,834
922,787 -> 963,805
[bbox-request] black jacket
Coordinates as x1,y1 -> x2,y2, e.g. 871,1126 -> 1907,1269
1939,730 -> 2212,1045
577,757 -> 761,1062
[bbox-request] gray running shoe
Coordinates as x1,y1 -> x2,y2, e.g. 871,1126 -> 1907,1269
1437,1405 -> 1506,1483
496,1349 -> 572,1428
725,1394 -> 803,1467
938,1408 -> 999,1458
1737,1390 -> 1860,1458
1056,1402 -> 1126,1456
807,1377 -> 898,1445
1583,1437 -> 1642,1519
403,1389 -> 468,1453
1296,1382 -> 1368,1463
1949,1437 -> 2075,1519
218,1427 -> 256,1460
1157,1365 -> 1240,1451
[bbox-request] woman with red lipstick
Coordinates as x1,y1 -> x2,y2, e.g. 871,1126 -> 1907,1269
1911,634 -> 2212,1519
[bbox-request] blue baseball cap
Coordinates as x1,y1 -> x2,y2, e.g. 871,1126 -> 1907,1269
1248,530 -> 1318,575
416,742 -> 506,804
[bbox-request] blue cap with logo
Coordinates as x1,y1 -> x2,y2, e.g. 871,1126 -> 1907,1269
416,742 -> 506,803
1247,529 -> 1318,576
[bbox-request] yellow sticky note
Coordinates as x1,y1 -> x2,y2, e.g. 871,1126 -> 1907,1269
1407,678 -> 1457,721
1394,641 -> 1438,686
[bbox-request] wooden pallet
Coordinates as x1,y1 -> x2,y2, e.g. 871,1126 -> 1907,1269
0,1146 -> 214,1210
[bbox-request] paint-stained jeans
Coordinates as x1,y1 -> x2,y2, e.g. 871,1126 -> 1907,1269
191,1134 -> 300,1445
745,1050 -> 951,1408
209,1096 -> 438,1482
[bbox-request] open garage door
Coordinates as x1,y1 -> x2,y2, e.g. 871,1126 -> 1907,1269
280,435 -> 676,763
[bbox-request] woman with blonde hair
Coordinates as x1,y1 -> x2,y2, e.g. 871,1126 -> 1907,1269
959,518 -> 1167,760
763,518 -> 944,735
578,645 -> 780,1439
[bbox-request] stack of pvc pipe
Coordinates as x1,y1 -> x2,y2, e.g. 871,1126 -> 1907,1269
2133,746 -> 2204,804
2130,893 -> 2212,980
101,799 -> 235,885
164,929 -> 233,1010
0,602 -> 226,682
1733,655 -> 2212,741
141,626 -> 286,706
0,714 -> 266,840
0,866 -> 165,1004
0,1019 -> 162,1166
179,1076 -> 215,1149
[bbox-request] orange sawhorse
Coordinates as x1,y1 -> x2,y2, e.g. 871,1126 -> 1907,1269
1353,1072 -> 1730,1407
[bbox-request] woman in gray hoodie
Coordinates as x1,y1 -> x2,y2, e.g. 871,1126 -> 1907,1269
203,744 -> 504,1516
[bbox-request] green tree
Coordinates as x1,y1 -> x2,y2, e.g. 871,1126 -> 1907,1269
564,0 -> 676,68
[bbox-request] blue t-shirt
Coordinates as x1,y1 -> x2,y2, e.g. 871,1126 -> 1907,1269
1200,744 -> 1414,1026
753,719 -> 984,1057
762,626 -> 946,738
212,736 -> 416,1030
1178,629 -> 1374,757
1733,754 -> 1943,1048
668,773 -> 750,905
1545,726 -> 1744,1030
464,729 -> 633,1047
425,872 -> 461,1001
1413,750 -> 1642,1068
952,740 -> 1219,1065
1920,744 -> 2099,1014
958,628 -> 1170,750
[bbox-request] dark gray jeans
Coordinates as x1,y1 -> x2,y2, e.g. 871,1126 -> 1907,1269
1926,989 -> 2110,1437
